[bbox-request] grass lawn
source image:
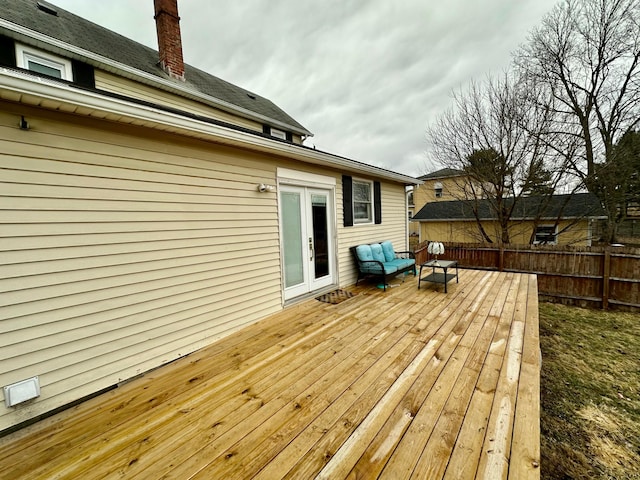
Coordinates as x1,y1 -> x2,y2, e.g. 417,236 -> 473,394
539,303 -> 640,479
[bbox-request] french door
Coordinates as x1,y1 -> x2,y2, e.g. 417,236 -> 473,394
280,185 -> 335,300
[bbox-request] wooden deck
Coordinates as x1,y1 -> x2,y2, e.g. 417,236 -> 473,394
0,269 -> 540,479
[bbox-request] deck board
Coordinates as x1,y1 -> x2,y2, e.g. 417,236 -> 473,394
0,269 -> 540,479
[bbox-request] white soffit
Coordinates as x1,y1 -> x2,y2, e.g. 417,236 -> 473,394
0,69 -> 420,186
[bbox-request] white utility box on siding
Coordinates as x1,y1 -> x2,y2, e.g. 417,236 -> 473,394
3,377 -> 40,407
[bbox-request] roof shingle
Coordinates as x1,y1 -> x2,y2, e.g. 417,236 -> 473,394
1,0 -> 309,134
417,168 -> 465,181
413,193 -> 607,221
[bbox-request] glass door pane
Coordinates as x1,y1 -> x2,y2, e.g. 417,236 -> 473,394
311,194 -> 329,279
281,191 -> 304,288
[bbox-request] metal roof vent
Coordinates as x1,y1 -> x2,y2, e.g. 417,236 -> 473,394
37,1 -> 58,16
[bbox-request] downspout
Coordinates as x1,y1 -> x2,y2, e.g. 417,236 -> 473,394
403,189 -> 408,250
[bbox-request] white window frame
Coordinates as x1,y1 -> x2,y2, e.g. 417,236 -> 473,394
434,181 -> 443,198
533,225 -> 558,245
15,43 -> 73,81
270,127 -> 287,140
353,179 -> 374,224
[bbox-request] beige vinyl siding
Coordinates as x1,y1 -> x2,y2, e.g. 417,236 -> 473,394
0,104 -> 285,430
272,167 -> 409,287
94,70 -> 264,133
337,180 -> 409,287
414,175 -> 464,207
0,100 -> 411,430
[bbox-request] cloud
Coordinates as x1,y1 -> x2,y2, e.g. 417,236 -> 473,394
53,0 -> 558,177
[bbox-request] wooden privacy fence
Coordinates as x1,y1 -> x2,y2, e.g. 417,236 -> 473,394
414,242 -> 640,311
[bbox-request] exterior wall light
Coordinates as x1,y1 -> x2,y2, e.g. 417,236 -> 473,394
257,184 -> 276,193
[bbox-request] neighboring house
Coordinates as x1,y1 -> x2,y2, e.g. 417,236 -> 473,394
413,193 -> 607,245
0,0 -> 418,431
413,168 -> 467,207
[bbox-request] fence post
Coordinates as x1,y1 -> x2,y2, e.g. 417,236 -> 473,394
602,247 -> 611,310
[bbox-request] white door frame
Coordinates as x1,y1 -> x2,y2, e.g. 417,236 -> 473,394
277,169 -> 337,301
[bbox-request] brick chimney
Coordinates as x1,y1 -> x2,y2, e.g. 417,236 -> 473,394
153,0 -> 185,81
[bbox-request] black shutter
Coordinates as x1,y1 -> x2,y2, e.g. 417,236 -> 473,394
262,125 -> 270,134
374,181 -> 382,224
71,60 -> 95,88
0,36 -> 16,68
285,131 -> 293,142
342,175 -> 353,227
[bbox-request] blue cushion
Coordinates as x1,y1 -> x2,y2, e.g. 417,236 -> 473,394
381,241 -> 396,262
356,244 -> 373,262
388,258 -> 416,270
360,263 -> 398,275
370,243 -> 386,263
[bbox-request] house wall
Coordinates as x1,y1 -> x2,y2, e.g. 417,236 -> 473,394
337,181 -> 409,284
419,221 -> 483,243
419,219 -> 594,246
94,71 -> 303,144
0,101 -> 407,430
413,175 -> 465,207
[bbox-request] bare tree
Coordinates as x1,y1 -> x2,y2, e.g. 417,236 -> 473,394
428,73 -> 568,244
516,0 -> 640,242
594,128 -> 640,238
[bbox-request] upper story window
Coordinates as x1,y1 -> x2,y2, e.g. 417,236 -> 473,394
353,179 -> 373,224
15,43 -> 73,81
270,128 -> 287,140
434,181 -> 443,198
263,125 -> 293,141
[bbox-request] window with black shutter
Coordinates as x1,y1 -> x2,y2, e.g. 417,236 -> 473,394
342,175 -> 381,226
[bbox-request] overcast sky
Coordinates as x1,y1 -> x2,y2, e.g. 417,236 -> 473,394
52,0 -> 558,177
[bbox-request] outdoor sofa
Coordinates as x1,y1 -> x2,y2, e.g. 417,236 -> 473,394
350,241 -> 416,291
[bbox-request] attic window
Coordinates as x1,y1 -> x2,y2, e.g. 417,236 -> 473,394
270,128 -> 287,140
37,1 -> 58,16
16,43 -> 72,80
434,182 -> 443,198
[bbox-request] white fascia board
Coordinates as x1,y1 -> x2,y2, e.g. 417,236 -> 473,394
0,69 -> 419,185
0,19 -> 312,137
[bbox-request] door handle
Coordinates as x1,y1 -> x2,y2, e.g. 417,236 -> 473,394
308,237 -> 314,261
